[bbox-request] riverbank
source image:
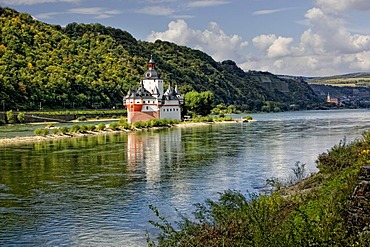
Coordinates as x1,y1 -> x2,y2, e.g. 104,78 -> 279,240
0,119 -> 249,146
148,130 -> 370,246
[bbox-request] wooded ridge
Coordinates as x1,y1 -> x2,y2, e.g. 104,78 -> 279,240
0,7 -> 322,112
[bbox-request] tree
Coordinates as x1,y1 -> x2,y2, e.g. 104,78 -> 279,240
17,112 -> 25,123
185,90 -> 215,116
6,110 -> 14,123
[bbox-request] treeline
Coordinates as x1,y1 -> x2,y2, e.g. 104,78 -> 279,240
1,7 -> 322,112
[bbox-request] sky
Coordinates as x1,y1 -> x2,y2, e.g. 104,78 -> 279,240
1,0 -> 370,77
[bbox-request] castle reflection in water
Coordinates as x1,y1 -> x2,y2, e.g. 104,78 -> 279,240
126,128 -> 184,184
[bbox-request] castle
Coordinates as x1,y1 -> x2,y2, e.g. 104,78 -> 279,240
124,57 -> 184,123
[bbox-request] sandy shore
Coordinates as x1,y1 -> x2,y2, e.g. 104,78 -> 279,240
0,120 -> 251,146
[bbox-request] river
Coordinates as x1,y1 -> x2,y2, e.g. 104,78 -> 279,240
0,109 -> 369,246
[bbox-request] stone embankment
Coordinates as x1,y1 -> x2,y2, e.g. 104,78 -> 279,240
348,165 -> 370,232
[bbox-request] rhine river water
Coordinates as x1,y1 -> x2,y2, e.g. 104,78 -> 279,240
1,109 -> 370,246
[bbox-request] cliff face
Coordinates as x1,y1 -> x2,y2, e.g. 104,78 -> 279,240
348,165 -> 370,232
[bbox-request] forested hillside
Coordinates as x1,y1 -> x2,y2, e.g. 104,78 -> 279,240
0,7 -> 321,111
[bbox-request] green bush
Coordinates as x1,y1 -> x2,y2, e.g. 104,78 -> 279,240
119,120 -> 131,130
6,110 -> 14,124
79,125 -> 88,133
17,112 -> 25,123
133,121 -> 147,129
109,122 -> 119,130
52,128 -> 59,135
34,128 -> 42,136
41,128 -> 49,136
243,115 -> 253,120
70,124 -> 81,133
96,123 -> 106,131
87,125 -> 96,131
77,115 -> 87,121
60,127 -> 69,134
148,132 -> 370,246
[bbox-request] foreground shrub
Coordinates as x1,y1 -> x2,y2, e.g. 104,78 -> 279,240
148,132 -> 370,247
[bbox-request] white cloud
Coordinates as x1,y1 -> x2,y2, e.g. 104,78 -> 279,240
147,19 -> 248,63
186,0 -> 229,8
0,0 -> 78,4
244,1 -> 370,76
252,34 -> 277,51
315,0 -> 370,13
68,7 -> 121,18
252,35 -> 293,58
135,6 -> 175,16
252,8 -> 294,16
35,7 -> 121,20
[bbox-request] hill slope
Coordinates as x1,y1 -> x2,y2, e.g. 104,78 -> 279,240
307,73 -> 370,87
0,7 -> 321,111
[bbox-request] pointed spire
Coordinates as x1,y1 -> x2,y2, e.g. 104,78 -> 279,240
126,89 -> 131,97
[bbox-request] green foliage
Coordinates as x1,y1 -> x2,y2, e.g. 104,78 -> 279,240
118,118 -> 131,130
60,126 -> 69,134
109,122 -> 119,130
34,128 -> 42,136
316,137 -> 360,173
0,7 -> 321,111
133,121 -> 147,129
6,110 -> 14,123
185,91 -> 215,117
52,128 -> 59,135
41,128 -> 49,136
86,125 -> 96,131
79,125 -> 88,133
243,115 -> 253,120
96,123 -> 106,131
69,124 -> 80,133
148,131 -> 370,246
77,116 -> 87,121
17,112 -> 25,123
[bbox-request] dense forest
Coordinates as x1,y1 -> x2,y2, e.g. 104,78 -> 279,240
0,7 -> 322,112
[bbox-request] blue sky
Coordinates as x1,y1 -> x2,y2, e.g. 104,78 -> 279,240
1,0 -> 370,76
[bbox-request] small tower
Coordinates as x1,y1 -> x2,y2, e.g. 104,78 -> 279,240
327,93 -> 331,103
143,56 -> 163,97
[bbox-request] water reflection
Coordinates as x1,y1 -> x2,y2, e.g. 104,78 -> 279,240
1,109 -> 370,246
126,128 -> 185,186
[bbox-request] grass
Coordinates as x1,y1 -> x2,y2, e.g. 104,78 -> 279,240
147,131 -> 370,246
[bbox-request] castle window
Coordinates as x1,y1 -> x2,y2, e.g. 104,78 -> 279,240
146,106 -> 149,110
